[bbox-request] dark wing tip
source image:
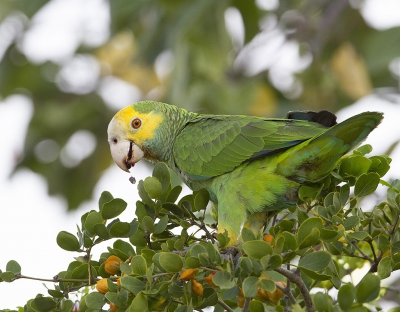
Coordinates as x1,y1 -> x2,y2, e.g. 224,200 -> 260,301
285,110 -> 337,127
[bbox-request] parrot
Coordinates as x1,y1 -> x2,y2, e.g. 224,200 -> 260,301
107,101 -> 382,245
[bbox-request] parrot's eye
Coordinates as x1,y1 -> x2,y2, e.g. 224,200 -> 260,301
131,118 -> 142,130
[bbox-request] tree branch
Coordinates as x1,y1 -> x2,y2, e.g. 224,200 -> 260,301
274,267 -> 315,312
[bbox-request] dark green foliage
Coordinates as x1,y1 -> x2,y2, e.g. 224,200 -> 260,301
1,147 -> 400,311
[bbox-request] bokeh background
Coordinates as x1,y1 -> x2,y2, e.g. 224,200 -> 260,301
1,0 -> 400,308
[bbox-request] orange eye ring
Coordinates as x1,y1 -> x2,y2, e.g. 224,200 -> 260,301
131,118 -> 142,129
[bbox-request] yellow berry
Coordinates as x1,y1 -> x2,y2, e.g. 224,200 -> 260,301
96,278 -> 109,294
191,279 -> 204,297
104,255 -> 122,275
179,268 -> 198,281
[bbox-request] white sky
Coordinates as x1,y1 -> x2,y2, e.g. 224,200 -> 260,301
1,0 -> 400,309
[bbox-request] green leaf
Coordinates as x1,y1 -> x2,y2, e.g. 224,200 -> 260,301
299,185 -> 319,201
185,256 -> 201,268
377,235 -> 390,254
297,217 -> 323,247
48,289 -> 63,298
84,211 -> 104,235
242,276 -> 259,298
166,185 -> 183,203
298,228 -> 320,249
130,228 -> 147,247
85,292 -> 105,309
144,176 -> 163,199
99,191 -> 114,210
354,173 -> 380,197
339,156 -> 372,177
0,271 -> 15,282
109,221 -> 131,237
138,180 -> 154,205
114,239 -> 135,258
94,224 -> 110,240
298,251 -> 331,271
344,215 -> 360,230
212,271 -> 232,288
142,216 -> 155,233
129,291 -> 149,311
101,198 -> 127,219
6,260 -> 21,273
159,253 -> 183,273
369,156 -> 391,177
355,144 -> 373,155
120,276 -> 146,295
242,240 -> 273,259
347,231 -> 371,241
32,297 -> 57,312
249,299 -> 264,312
278,232 -> 297,251
152,162 -> 171,193
356,273 -> 380,303
56,231 -> 80,251
313,292 -> 333,312
300,268 -> 332,281
193,189 -> 209,211
338,283 -> 355,310
241,227 -> 256,242
131,255 -> 147,276
154,215 -> 169,234
378,257 -> 392,279
260,279 -> 276,292
61,300 -> 74,312
189,244 -> 208,258
340,184 -> 350,206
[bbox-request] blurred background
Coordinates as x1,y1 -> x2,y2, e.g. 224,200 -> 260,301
1,0 -> 400,308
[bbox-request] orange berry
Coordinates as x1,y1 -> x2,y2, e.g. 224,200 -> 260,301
96,278 -> 109,294
191,279 -> 204,297
263,234 -> 274,244
204,273 -> 216,286
237,287 -> 244,298
109,303 -> 118,312
269,282 -> 286,305
179,268 -> 198,281
237,297 -> 245,308
257,288 -> 270,301
104,255 -> 122,275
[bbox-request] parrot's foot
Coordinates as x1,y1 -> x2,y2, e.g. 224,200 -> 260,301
220,247 -> 240,264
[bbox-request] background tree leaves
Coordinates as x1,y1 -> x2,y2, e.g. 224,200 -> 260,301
1,0 -> 399,209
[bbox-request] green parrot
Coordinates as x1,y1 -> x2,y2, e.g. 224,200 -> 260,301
107,101 -> 382,245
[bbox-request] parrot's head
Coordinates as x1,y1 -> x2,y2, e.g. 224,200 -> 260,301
107,101 -> 165,172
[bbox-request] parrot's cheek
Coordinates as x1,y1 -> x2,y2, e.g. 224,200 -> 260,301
110,140 -> 144,172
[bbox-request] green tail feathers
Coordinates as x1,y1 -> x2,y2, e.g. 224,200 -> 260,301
317,111 -> 383,148
277,111 -> 383,182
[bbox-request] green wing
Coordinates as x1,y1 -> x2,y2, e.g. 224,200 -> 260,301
173,115 -> 329,180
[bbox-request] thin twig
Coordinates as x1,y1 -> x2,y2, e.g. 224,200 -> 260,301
276,282 -> 297,305
217,298 -> 234,312
275,267 -> 315,312
242,298 -> 251,312
351,240 -> 374,263
14,274 -> 91,283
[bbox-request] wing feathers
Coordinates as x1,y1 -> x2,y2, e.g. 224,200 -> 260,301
173,115 -> 328,180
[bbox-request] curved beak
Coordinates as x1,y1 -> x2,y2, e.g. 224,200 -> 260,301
109,140 -> 144,172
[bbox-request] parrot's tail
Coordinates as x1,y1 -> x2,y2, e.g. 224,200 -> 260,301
277,111 -> 383,182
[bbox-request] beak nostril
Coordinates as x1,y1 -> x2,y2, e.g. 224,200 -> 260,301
113,138 -> 118,143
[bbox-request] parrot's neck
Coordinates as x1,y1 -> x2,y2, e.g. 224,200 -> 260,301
145,105 -> 197,167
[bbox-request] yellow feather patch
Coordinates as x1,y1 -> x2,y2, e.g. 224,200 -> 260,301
114,105 -> 164,145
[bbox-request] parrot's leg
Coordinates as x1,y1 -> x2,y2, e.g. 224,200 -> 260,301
217,201 -> 248,246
